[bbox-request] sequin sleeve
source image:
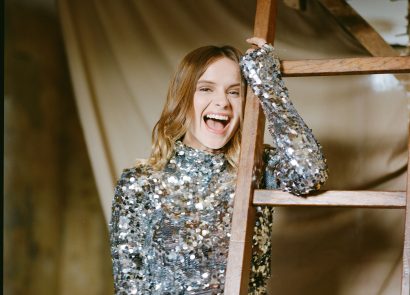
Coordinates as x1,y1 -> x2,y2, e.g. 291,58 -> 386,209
240,44 -> 328,195
109,167 -> 150,294
248,206 -> 274,294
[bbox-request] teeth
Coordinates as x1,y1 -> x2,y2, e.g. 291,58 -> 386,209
205,114 -> 229,121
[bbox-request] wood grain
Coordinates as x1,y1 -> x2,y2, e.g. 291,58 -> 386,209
253,0 -> 277,44
401,123 -> 410,295
224,91 -> 266,294
318,0 -> 397,57
254,190 -> 406,208
224,0 -> 275,293
281,57 -> 410,77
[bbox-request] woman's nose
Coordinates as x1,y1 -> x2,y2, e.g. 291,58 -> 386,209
213,91 -> 229,107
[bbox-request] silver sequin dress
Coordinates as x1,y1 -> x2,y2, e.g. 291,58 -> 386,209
109,44 -> 328,295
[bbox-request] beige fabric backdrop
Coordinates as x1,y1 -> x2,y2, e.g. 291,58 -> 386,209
59,0 -> 408,294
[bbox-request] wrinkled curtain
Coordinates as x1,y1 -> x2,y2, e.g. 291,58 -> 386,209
59,0 -> 408,294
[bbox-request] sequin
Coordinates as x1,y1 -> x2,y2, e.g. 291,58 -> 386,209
241,44 -> 328,195
110,44 -> 328,294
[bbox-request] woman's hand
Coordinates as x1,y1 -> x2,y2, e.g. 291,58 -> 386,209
245,37 -> 267,53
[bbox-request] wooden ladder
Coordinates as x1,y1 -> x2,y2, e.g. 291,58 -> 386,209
224,0 -> 410,294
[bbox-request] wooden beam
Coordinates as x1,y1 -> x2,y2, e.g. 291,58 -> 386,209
281,56 -> 410,77
254,190 -> 406,208
224,0 -> 276,293
224,90 -> 265,294
401,123 -> 410,295
317,0 -> 398,57
253,0 -> 277,44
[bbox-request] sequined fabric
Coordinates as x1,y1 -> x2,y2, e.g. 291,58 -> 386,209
241,44 -> 328,195
110,142 -> 273,294
110,45 -> 328,294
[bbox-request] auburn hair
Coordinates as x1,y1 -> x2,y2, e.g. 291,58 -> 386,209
147,45 -> 246,170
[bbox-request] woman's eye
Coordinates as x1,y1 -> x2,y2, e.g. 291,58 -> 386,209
199,87 -> 212,92
228,90 -> 240,96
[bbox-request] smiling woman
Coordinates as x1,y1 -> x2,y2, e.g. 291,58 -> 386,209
109,38 -> 328,294
149,45 -> 246,170
184,57 -> 243,152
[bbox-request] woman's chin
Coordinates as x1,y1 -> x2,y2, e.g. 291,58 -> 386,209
199,137 -> 231,152
183,127 -> 237,153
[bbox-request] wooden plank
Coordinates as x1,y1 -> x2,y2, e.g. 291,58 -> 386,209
318,0 -> 397,57
253,0 -> 277,43
281,57 -> 410,77
224,0 -> 275,293
401,123 -> 410,295
254,190 -> 406,208
224,91 -> 265,294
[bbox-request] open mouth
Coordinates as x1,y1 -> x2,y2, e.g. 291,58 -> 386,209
203,113 -> 231,133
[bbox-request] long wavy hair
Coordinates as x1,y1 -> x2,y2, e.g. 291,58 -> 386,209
147,45 -> 246,170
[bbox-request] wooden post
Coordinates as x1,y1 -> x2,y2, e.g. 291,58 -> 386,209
401,123 -> 410,295
224,0 -> 277,293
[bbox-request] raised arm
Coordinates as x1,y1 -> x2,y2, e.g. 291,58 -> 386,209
240,38 -> 328,195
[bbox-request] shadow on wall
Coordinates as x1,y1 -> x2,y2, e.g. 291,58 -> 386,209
322,138 -> 408,190
269,206 -> 405,295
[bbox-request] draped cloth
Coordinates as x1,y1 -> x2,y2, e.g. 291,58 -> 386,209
58,0 -> 408,294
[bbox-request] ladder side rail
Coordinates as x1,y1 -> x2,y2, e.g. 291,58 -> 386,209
224,89 -> 265,294
401,124 -> 410,295
224,0 -> 276,293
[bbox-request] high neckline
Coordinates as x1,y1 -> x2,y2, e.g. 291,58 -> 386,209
169,140 -> 228,172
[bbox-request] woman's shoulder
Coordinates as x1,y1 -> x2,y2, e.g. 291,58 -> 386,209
116,160 -> 154,185
113,161 -> 156,206
111,161 -> 157,226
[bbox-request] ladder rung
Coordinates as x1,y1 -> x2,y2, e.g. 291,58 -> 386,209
253,190 -> 406,208
281,57 -> 410,77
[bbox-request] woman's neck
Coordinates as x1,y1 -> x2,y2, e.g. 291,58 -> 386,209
182,134 -> 225,155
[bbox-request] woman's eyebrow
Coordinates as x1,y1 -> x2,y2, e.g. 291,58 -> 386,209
228,83 -> 241,87
197,80 -> 216,85
197,80 -> 241,87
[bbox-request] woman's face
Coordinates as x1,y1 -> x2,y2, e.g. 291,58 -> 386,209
183,57 -> 243,153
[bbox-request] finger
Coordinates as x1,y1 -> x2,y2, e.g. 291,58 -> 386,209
246,37 -> 267,48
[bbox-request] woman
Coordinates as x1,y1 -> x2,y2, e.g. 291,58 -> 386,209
110,37 -> 328,294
